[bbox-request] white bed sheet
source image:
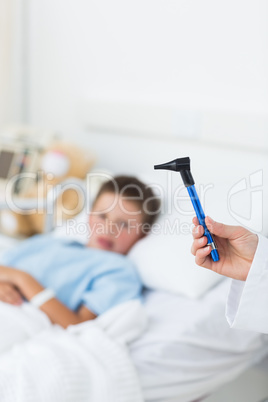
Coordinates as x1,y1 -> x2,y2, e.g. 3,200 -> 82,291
0,299 -> 145,402
130,279 -> 268,402
1,234 -> 268,402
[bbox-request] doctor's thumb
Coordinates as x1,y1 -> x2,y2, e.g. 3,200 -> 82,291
205,217 -> 237,240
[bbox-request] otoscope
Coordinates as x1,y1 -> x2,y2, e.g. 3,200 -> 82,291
154,157 -> 219,262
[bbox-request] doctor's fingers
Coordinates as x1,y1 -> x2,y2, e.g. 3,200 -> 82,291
192,222 -> 205,239
191,235 -> 208,256
0,283 -> 23,305
195,245 -> 212,268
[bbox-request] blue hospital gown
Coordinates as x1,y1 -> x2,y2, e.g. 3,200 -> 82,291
1,235 -> 142,315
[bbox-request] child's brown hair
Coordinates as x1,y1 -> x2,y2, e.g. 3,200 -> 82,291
93,175 -> 161,234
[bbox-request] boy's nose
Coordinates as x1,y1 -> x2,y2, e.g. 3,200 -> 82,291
106,219 -> 115,234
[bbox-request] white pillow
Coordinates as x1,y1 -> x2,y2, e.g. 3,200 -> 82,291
128,212 -> 223,299
53,208 -> 90,244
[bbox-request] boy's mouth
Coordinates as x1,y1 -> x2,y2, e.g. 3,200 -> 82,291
97,237 -> 114,250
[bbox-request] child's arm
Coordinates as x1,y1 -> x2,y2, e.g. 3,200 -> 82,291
0,266 -> 96,328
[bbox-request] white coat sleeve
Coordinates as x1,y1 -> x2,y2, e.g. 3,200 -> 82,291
226,234 -> 268,334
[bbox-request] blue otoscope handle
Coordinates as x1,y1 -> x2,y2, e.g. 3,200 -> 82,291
187,185 -> 219,262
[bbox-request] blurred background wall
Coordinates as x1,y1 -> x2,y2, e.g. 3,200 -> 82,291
0,0 -> 22,127
0,0 -> 268,148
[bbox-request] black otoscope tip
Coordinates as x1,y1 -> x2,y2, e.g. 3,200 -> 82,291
154,160 -> 177,171
154,157 -> 190,172
154,157 -> 194,187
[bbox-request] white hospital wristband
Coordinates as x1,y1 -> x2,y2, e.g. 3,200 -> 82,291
30,288 -> 56,308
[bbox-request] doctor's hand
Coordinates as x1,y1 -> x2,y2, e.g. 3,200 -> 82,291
191,216 -> 258,281
0,281 -> 23,305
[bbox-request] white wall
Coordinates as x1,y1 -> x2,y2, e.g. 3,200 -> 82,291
26,0 -> 268,145
0,0 -> 25,128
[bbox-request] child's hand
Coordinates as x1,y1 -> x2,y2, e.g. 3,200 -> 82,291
0,281 -> 23,305
0,266 -> 24,305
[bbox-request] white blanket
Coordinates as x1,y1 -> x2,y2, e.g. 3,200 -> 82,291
0,300 -> 146,402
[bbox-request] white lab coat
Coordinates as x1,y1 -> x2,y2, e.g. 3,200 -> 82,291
226,234 -> 268,334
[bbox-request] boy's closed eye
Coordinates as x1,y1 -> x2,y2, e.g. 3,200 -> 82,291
97,213 -> 107,220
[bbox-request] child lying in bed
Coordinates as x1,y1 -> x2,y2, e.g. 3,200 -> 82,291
0,175 -> 160,328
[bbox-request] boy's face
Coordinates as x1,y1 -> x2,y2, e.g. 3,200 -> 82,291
88,192 -> 144,255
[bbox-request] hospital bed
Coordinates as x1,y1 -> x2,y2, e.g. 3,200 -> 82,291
0,106 -> 268,402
